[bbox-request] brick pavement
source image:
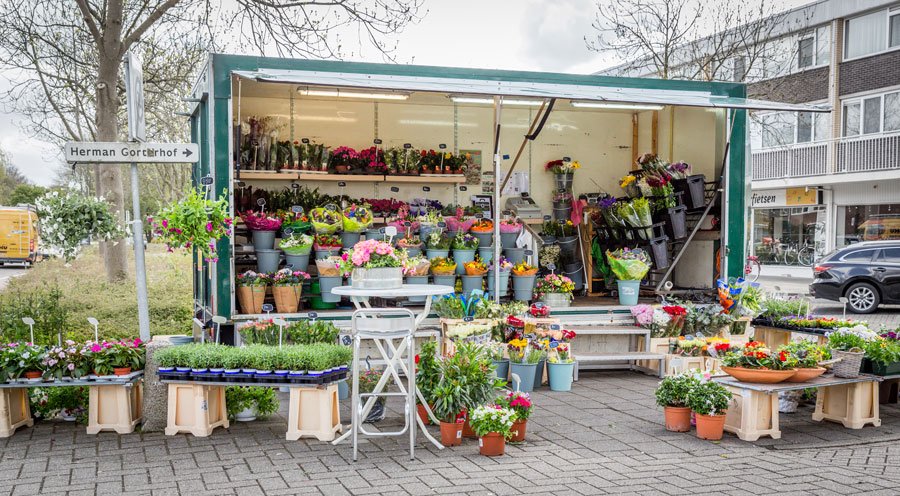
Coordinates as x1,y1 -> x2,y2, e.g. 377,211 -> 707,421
1,372 -> 899,495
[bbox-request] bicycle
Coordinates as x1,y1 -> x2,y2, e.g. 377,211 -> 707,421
744,255 -> 761,282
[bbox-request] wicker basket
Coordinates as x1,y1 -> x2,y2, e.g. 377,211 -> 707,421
832,349 -> 865,378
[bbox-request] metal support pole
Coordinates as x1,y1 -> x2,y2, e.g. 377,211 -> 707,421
492,97 -> 503,303
131,162 -> 151,342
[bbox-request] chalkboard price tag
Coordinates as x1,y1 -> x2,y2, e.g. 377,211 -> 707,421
521,192 -> 529,198
550,341 -> 559,349
341,335 -> 351,345
378,227 -> 386,234
291,205 -> 304,214
558,188 -> 567,194
502,154 -> 510,160
439,144 -> 447,149
291,183 -> 300,189
301,138 -> 310,144
533,302 -> 545,308
403,143 -> 412,149
256,198 -> 266,207
261,304 -> 274,313
563,156 -> 571,162
283,227 -> 294,235
325,204 -> 338,211
403,221 -> 411,227
463,316 -> 474,322
373,138 -> 383,145
338,181 -> 347,187
524,249 -> 534,256
422,186 -> 431,192
437,221 -> 447,228
543,214 -> 551,221
308,312 -> 318,320
547,263 -> 556,271
588,197 -> 598,205
474,212 -> 483,219
459,186 -> 467,192
550,324 -> 561,331
235,181 -> 246,188
200,175 -> 213,186
390,186 -> 400,193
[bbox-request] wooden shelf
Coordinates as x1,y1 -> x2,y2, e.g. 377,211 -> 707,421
236,171 -> 466,185
384,175 -> 466,184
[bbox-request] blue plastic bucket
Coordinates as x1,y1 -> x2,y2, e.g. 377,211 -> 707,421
617,279 -> 640,306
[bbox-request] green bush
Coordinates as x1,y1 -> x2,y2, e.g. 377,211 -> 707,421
655,373 -> 699,408
225,386 -> 279,419
0,284 -> 68,344
686,381 -> 731,416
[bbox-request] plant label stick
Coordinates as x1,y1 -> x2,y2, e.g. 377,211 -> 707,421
88,317 -> 99,342
257,197 -> 266,213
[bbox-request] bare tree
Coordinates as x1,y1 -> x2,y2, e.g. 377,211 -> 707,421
0,0 -> 424,282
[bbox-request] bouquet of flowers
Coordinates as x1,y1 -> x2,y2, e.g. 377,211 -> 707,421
606,247 -> 651,281
279,211 -> 311,233
451,232 -> 479,250
507,338 -> 529,363
619,174 -> 641,198
533,274 -> 575,300
645,171 -> 676,210
511,261 -> 538,276
499,218 -> 523,234
402,255 -> 431,276
630,304 -> 675,337
471,219 -> 494,233
309,207 -> 342,234
662,305 -> 687,336
674,337 -> 705,357
616,197 -> 653,239
443,205 -> 476,233
346,239 -> 401,269
279,233 -> 313,255
667,161 -> 691,179
430,257 -> 457,275
313,234 -> 342,250
717,278 -> 763,318
342,204 -> 373,233
599,197 -> 626,231
397,235 -> 423,250
236,270 -> 270,287
464,259 -> 488,276
545,159 -> 581,174
271,268 -> 310,286
426,230 -> 451,249
491,257 -> 513,273
315,256 -> 343,277
241,211 -> 282,231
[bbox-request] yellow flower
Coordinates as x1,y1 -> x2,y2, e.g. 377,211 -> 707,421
620,175 -> 636,188
572,161 -> 581,169
445,152 -> 452,159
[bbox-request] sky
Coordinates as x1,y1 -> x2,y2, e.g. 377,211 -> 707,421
0,0 -> 808,186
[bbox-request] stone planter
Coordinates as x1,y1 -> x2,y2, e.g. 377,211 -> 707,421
256,249 -> 281,273
432,274 -> 457,289
472,231 -> 493,247
405,276 -> 429,302
319,276 -> 343,303
272,285 -> 302,314
352,267 -> 402,289
500,232 -> 520,250
511,274 -> 536,301
461,275 -> 484,295
487,269 -> 510,297
284,253 -> 310,272
251,230 -> 277,251
453,249 -> 476,275
340,231 -> 361,249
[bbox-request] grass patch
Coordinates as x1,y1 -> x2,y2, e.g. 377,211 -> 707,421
0,244 -> 193,342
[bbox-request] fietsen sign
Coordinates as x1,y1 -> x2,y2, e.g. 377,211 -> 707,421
750,187 -> 819,208
64,141 -> 199,163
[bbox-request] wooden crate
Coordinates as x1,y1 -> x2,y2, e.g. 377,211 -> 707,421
441,319 -> 495,355
286,385 -> 342,441
666,355 -> 705,376
636,336 -> 672,371
0,388 -> 33,438
752,326 -> 791,349
723,386 -> 781,441
165,384 -> 229,437
813,381 -> 881,429
87,383 -> 143,434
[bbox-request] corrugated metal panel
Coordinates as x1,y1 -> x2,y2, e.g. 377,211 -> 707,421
233,69 -> 831,113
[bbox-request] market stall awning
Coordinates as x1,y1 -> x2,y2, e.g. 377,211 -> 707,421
233,69 -> 830,113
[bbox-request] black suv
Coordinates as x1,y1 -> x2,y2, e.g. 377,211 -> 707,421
810,240 -> 900,314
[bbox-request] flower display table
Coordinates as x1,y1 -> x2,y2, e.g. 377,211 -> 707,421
713,374 -> 882,441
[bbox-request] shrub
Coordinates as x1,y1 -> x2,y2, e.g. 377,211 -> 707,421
655,373 -> 699,408
225,386 -> 279,419
686,380 -> 731,416
0,284 -> 68,344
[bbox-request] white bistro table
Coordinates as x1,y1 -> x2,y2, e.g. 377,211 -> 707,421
330,284 -> 453,450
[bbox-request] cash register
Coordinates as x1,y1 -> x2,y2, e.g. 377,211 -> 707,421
504,192 -> 543,220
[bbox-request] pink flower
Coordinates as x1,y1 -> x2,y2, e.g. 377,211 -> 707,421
206,222 -> 213,232
67,363 -> 75,371
161,219 -> 168,228
91,344 -> 102,353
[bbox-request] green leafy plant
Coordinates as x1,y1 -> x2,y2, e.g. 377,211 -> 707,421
864,338 -> 900,366
0,284 -> 68,345
416,341 -> 441,405
827,326 -> 879,351
468,404 -> 516,437
150,188 -> 232,262
779,341 -> 831,368
432,342 -> 504,422
35,191 -> 124,261
225,386 -> 279,419
29,386 -> 89,423
686,380 -> 731,416
654,373 -> 699,408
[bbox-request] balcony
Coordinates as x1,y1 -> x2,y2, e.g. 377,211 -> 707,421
751,133 -> 900,180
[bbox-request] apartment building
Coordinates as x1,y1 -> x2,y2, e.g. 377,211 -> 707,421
600,0 -> 900,267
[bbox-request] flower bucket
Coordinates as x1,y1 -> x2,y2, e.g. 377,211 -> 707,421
309,280 -> 337,310
617,280 -> 640,306
552,202 -> 572,222
510,418 -> 527,443
548,361 -> 575,391
562,261 -> 584,292
340,231 -> 361,249
673,174 -> 706,210
315,248 -> 340,260
500,232 -> 519,250
453,249 -> 476,275
273,285 -> 302,314
833,349 -> 865,378
659,206 -> 687,240
352,267 -> 403,290
511,274 -> 536,302
439,421 -> 463,447
338,380 -> 349,400
419,223 -> 436,242
284,253 -> 310,272
472,231 -> 493,248
405,247 -> 422,258
478,432 -> 506,456
319,276 -> 343,303
540,235 -> 557,246
478,246 -> 495,264
487,269 -> 510,297
256,249 -> 281,273
237,285 -> 266,314
504,247 -> 525,265
251,230 -> 277,251
426,248 -> 450,260
557,236 -> 578,257
461,275 -> 484,295
695,413 -> 726,440
664,406 -> 692,432
433,274 -> 457,289
492,359 -> 510,381
510,362 -> 537,392
554,173 -> 574,191
405,276 -> 429,302
540,292 -> 571,308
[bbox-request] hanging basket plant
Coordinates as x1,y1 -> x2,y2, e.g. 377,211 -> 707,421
35,191 -> 124,261
150,188 -> 233,262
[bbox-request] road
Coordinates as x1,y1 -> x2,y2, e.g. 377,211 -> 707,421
0,266 -> 27,291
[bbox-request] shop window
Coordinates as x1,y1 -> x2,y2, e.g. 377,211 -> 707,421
880,248 -> 900,263
752,206 -> 825,265
885,92 -> 900,132
798,37 -> 815,68
837,203 -> 900,246
843,102 -> 861,137
863,97 -> 882,134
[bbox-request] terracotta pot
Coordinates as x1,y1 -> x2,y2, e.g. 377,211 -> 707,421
335,164 -> 351,173
24,370 -> 42,380
479,432 -> 506,456
416,404 -> 432,425
114,367 -> 132,376
694,413 -> 726,440
785,367 -> 827,383
439,421 -> 463,447
510,418 -> 527,442
721,366 -> 796,384
272,285 -> 302,314
663,406 -> 692,432
462,418 -> 477,438
237,285 -> 266,314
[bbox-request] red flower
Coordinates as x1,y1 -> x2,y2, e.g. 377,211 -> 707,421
414,355 -> 420,365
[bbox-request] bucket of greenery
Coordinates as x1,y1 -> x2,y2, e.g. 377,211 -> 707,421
500,391 -> 533,443
226,386 -> 279,422
469,404 -> 516,456
686,379 -> 731,440
654,372 -> 699,432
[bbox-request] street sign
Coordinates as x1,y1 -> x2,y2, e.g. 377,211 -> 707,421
64,141 -> 199,163
123,51 -> 146,142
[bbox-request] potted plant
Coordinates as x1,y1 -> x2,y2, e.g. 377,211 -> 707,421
402,255 -> 431,302
330,146 -> 358,174
508,339 -> 540,392
469,404 -> 516,456
226,386 -> 279,421
500,390 -> 533,443
415,341 -> 441,425
471,219 -> 494,247
534,273 -> 575,308
606,247 -> 651,306
864,337 -> 900,376
443,205 -> 477,234
654,373 -> 699,432
430,257 -> 458,288
461,259 -> 487,295
720,341 -> 797,383
511,261 -> 538,302
431,381 -> 466,446
241,210 -> 283,251
236,270 -> 270,314
487,257 -> 512,297
545,158 -> 580,190
498,218 -> 523,250
8,343 -> 45,380
686,380 -> 731,440
547,329 -> 577,391
279,233 -> 314,271
425,230 -> 451,259
341,204 -> 373,248
397,234 -> 423,257
341,239 -> 403,289
271,268 -> 310,314
313,234 -> 342,259
827,325 -> 879,378
779,341 -> 830,382
150,187 -> 232,263
451,232 -> 479,275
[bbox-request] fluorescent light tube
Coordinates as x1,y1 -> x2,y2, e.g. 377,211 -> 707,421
451,97 -> 544,106
297,87 -> 408,100
570,101 -> 664,110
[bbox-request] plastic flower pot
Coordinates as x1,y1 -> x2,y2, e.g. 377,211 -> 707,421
511,274 -> 536,302
563,262 -> 584,292
439,420 -> 463,447
557,236 -> 578,257
510,362 -> 537,392
256,249 -> 281,273
461,275 -> 484,295
504,247 -> 525,265
694,413 -> 726,440
500,232 -> 519,250
492,359 -> 510,381
617,280 -> 640,306
416,404 -> 433,425
284,253 -> 310,272
548,361 -> 575,391
319,276 -> 343,303
340,231 -> 361,249
453,249 -> 476,275
426,248 -> 450,260
487,269 -> 510,297
478,246 -> 495,264
405,276 -> 429,302
479,432 -> 506,456
552,201 -> 572,222
510,419 -> 527,442
673,174 -> 706,210
309,280 -> 337,310
472,231 -> 493,248
272,285 -> 302,314
554,173 -> 574,191
540,292 -> 571,308
315,248 -> 340,260
419,224 -> 437,241
433,274 -> 457,289
251,230 -> 277,251
405,247 -> 422,258
664,406 -> 692,432
462,418 -> 476,438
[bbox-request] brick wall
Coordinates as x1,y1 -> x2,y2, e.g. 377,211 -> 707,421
840,50 -> 900,96
748,66 -> 830,103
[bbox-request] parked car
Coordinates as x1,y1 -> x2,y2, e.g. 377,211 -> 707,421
810,240 -> 900,314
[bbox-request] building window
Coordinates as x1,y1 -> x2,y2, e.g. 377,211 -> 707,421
798,37 -> 815,68
752,207 -> 825,265
797,112 -> 813,142
891,13 -> 900,48
885,92 -> 900,132
843,102 -> 861,137
837,203 -> 900,246
814,112 -> 831,141
845,8 -> 899,59
816,25 -> 831,64
863,96 -> 882,134
732,56 -> 746,82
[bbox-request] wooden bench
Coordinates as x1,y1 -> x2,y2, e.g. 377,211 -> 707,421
713,374 -> 881,441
